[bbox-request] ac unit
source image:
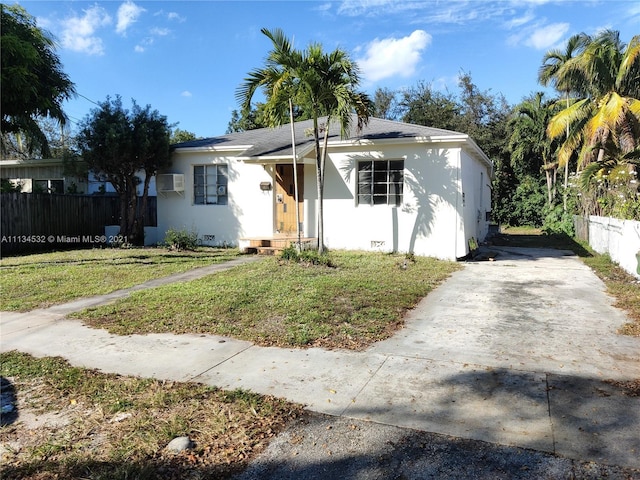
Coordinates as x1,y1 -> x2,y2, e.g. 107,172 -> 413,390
157,174 -> 185,192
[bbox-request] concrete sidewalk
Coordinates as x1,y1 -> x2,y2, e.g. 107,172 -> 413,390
1,248 -> 639,471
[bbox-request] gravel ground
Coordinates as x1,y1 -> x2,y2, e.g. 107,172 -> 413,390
234,413 -> 640,480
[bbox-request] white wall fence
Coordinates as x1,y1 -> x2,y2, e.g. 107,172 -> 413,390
575,215 -> 640,279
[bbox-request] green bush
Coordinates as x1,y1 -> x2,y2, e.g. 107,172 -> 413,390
542,205 -> 575,236
279,244 -> 334,267
279,244 -> 299,261
164,227 -> 199,251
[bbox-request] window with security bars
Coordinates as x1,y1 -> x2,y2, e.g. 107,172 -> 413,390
194,165 -> 228,205
357,160 -> 404,206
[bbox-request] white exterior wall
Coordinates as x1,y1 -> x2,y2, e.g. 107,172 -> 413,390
157,151 -> 275,247
159,140 -> 492,259
314,143 -> 471,260
88,170 -> 157,196
459,149 -> 492,251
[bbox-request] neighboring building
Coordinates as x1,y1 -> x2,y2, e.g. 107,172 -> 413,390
159,116 -> 493,260
0,158 -> 87,193
0,158 -> 157,196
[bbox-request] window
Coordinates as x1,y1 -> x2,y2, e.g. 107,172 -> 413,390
357,160 -> 404,206
194,165 -> 228,205
33,179 -> 64,194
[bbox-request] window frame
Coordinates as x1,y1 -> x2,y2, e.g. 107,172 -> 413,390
356,159 -> 404,207
193,164 -> 228,205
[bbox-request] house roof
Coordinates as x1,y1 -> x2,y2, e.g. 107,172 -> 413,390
173,116 -> 492,169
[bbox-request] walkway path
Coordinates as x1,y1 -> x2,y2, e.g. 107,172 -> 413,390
1,248 -> 639,471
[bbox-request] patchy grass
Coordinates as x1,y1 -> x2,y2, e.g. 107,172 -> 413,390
580,253 -> 640,337
0,247 -> 240,311
74,251 -> 460,350
493,227 -> 639,337
0,351 -> 303,480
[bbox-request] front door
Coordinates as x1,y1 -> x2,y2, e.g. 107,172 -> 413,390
275,164 -> 304,235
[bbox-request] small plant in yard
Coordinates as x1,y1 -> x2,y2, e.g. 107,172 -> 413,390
164,227 -> 200,251
279,244 -> 334,267
0,351 -> 303,480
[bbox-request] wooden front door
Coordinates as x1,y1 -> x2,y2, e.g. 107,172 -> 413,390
275,164 -> 304,235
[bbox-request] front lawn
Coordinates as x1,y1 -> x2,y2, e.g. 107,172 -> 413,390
0,351 -> 302,480
0,247 -> 240,311
74,251 -> 460,350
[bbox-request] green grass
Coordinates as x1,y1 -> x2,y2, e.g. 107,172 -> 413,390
74,251 -> 460,349
0,351 -> 302,479
0,247 -> 240,311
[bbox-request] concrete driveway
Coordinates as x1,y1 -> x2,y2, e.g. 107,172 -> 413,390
1,247 -> 639,471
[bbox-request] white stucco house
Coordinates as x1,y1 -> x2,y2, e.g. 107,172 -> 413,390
158,116 -> 493,260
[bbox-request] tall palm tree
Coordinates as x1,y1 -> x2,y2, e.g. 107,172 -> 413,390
237,28 -> 372,254
538,33 -> 591,210
509,92 -> 561,206
547,31 -> 640,181
236,28 -> 304,248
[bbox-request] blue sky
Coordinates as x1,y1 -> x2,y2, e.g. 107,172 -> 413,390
15,0 -> 640,139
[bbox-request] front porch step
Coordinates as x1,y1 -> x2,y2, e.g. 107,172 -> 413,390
239,237 -> 317,255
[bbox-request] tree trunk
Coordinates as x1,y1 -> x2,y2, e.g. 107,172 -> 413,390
135,172 -> 152,247
313,117 -> 324,254
126,181 -> 139,245
118,190 -> 128,239
289,99 -> 301,252
545,169 -> 553,207
563,92 -> 570,212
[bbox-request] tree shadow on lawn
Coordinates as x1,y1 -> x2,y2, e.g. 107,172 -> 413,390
0,249 -> 239,269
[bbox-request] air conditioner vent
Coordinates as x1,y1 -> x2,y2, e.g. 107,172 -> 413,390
157,174 -> 185,192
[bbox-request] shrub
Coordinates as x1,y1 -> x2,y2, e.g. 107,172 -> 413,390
542,205 -> 575,236
279,244 -> 334,267
164,227 -> 199,251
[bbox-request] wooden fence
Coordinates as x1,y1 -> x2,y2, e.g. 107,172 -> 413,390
1,193 -> 157,255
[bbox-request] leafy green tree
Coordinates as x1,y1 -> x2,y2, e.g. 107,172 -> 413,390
77,96 -> 172,245
1,4 -> 75,158
547,31 -> 640,177
397,81 -> 460,131
539,33 -> 591,210
237,28 -> 373,254
509,92 -> 562,207
170,128 -> 199,144
373,87 -> 399,120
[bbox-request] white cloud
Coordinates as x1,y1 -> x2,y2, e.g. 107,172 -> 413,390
181,91 -> 193,98
167,11 -> 186,22
60,5 -> 111,55
150,27 -> 170,36
116,1 -> 146,35
504,10 -> 535,29
357,30 -> 431,83
134,44 -> 145,53
525,22 -> 569,49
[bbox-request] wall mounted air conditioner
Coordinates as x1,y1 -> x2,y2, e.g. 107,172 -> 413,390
157,174 -> 185,193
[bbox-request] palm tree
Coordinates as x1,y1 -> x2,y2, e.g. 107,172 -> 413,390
547,31 -> 640,181
538,33 -> 591,210
236,28 -> 304,248
509,92 -> 561,206
237,28 -> 372,254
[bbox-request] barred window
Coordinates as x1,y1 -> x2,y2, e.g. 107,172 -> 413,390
194,165 -> 228,205
357,160 -> 404,206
